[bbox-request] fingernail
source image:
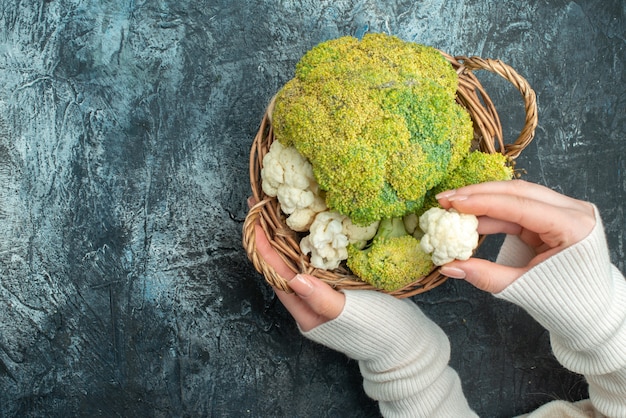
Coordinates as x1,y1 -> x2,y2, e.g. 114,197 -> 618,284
247,196 -> 255,209
289,274 -> 314,296
435,189 -> 456,200
440,266 -> 466,279
446,194 -> 468,202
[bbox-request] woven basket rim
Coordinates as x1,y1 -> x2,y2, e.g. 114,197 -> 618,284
243,53 -> 538,298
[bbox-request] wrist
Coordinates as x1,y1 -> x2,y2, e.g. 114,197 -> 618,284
495,212 -> 626,374
302,291 -> 437,363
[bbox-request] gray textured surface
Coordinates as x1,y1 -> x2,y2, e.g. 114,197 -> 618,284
0,1 -> 624,417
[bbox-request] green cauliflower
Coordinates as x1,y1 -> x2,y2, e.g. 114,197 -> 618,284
346,217 -> 433,292
272,33 -> 474,226
421,151 -> 514,212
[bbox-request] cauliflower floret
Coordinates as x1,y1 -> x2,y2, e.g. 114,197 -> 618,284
261,141 -> 327,230
286,207 -> 317,231
285,192 -> 327,231
418,207 -> 479,266
276,187 -> 314,214
342,217 -> 379,250
300,211 -> 349,270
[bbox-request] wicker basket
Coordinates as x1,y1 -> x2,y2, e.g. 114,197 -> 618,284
243,53 -> 538,298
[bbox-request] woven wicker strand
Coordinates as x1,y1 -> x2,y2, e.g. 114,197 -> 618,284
242,54 -> 538,298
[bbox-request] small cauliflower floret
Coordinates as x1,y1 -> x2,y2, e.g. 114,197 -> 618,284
276,187 -> 315,214
286,192 -> 328,231
286,208 -> 317,231
418,207 -> 479,266
261,141 -> 328,230
342,217 -> 379,250
300,211 -> 349,270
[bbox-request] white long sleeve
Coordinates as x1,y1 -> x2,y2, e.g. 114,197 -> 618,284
299,207 -> 626,417
303,290 -> 477,417
495,209 -> 626,417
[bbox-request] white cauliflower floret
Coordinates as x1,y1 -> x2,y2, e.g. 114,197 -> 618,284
261,141 -> 327,230
276,187 -> 314,214
342,217 -> 379,250
285,207 -> 318,231
300,211 -> 380,269
300,211 -> 349,270
261,141 -> 312,194
285,192 -> 327,231
418,207 -> 479,266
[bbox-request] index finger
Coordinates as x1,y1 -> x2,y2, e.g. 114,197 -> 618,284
447,192 -> 561,233
446,192 -> 595,248
438,180 -> 587,212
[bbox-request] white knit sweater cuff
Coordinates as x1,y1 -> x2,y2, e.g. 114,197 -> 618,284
302,291 -> 476,417
302,291 -> 449,378
495,209 -> 626,376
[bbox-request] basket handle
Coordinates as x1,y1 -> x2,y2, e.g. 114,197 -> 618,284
455,56 -> 538,158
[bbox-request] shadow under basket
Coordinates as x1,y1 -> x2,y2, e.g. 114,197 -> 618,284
243,53 -> 538,298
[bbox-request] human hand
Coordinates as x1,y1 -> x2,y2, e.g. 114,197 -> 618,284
248,198 -> 345,332
435,180 -> 596,293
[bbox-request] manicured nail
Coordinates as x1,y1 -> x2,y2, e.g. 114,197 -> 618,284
440,266 -> 466,279
247,196 -> 255,209
290,274 -> 314,296
446,194 -> 468,202
435,190 -> 456,200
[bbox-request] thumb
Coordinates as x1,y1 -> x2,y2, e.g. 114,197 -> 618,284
440,258 -> 527,293
290,274 -> 345,319
275,274 -> 345,332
